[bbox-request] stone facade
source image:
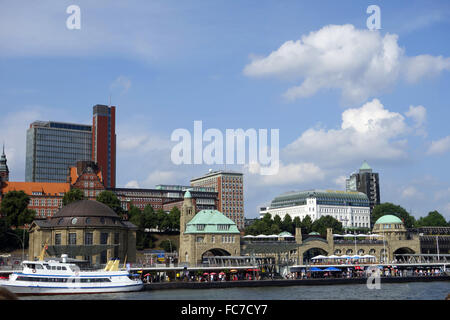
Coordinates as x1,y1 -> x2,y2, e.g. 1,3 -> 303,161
179,192 -> 240,265
28,200 -> 137,264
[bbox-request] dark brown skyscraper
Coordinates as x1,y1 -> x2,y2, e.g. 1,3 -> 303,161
92,105 -> 116,188
346,161 -> 380,215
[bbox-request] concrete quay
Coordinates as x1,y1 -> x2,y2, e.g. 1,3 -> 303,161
143,275 -> 450,290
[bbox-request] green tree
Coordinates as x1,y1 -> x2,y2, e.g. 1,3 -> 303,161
96,190 -> 123,216
62,188 -> 84,206
301,215 -> 313,234
0,190 -> 35,228
415,211 -> 448,227
311,215 -> 343,236
128,205 -> 144,228
293,216 -> 302,229
155,209 -> 168,231
273,215 -> 282,231
282,214 -> 294,234
371,203 -> 416,228
167,207 -> 181,230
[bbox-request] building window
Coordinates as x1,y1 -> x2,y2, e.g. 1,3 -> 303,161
84,232 -> 93,245
196,236 -> 204,243
100,232 -> 108,245
68,233 -> 77,245
55,233 -> 61,245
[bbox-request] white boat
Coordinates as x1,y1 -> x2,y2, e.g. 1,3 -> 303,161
0,254 -> 143,296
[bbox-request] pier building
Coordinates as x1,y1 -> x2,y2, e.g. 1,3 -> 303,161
28,199 -> 137,264
179,190 -> 241,265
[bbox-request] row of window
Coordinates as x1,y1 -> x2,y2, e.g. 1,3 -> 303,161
55,232 -> 113,245
17,276 -> 111,283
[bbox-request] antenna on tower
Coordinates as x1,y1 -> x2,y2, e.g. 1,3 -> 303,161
109,94 -> 112,107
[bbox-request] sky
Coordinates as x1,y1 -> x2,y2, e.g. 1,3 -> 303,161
1,0 -> 450,220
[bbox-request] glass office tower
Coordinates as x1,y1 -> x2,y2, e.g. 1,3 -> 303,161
25,121 -> 92,183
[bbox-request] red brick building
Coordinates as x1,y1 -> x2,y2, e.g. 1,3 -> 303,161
92,104 -> 116,189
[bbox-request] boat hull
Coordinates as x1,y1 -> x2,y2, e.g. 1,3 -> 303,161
0,280 -> 143,296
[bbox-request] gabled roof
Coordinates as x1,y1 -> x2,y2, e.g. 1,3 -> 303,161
185,210 -> 240,234
1,181 -> 70,195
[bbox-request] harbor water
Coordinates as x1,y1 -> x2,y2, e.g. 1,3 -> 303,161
21,281 -> 449,300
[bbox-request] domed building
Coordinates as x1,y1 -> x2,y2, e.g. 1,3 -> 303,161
373,214 -> 406,232
28,200 -> 137,264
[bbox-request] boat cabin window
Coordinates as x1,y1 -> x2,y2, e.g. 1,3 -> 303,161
27,263 -> 43,269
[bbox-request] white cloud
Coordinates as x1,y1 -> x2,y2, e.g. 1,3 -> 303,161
405,105 -> 427,136
401,186 -> 421,199
333,175 -> 347,188
246,161 -> 325,186
427,136 -> 450,155
110,76 -> 132,95
283,99 -> 417,167
243,24 -> 450,104
143,170 -> 178,187
125,180 -> 140,188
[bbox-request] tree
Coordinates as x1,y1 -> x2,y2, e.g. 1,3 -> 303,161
0,190 -> 35,228
273,215 -> 282,231
96,190 -> 123,216
415,211 -> 448,227
128,205 -> 144,228
371,203 -> 416,228
62,188 -> 84,206
160,239 -> 177,252
293,216 -> 302,229
167,207 -> 181,230
282,214 -> 294,234
301,215 -> 313,234
311,215 -> 343,236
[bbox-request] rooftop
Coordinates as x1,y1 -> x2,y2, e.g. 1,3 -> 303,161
375,215 -> 403,225
185,209 -> 240,234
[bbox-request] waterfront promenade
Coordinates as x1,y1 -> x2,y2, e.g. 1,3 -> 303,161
143,275 -> 450,291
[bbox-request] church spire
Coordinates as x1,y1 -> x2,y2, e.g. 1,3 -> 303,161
0,143 -> 9,182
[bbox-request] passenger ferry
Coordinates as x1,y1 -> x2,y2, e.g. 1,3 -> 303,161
0,254 -> 143,296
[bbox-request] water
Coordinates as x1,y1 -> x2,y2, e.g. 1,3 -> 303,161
21,281 -> 449,300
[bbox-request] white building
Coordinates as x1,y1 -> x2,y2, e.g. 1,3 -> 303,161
267,190 -> 371,229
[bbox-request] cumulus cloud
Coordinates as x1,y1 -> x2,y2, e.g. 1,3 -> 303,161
143,170 -> 178,187
405,105 -> 427,136
243,24 -> 450,104
246,161 -> 325,186
427,136 -> 450,155
125,180 -> 140,188
283,99 -> 419,167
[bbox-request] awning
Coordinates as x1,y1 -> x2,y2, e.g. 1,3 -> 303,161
323,267 -> 341,272
311,255 -> 327,260
310,267 -> 323,272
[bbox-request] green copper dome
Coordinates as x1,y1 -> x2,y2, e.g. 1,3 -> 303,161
184,190 -> 192,199
375,215 -> 403,225
360,160 -> 372,171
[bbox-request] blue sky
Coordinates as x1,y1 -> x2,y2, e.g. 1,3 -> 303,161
1,1 -> 450,220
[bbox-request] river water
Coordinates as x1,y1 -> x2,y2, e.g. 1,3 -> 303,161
21,281 -> 449,300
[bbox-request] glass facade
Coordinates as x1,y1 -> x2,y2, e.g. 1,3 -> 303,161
25,121 -> 92,183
